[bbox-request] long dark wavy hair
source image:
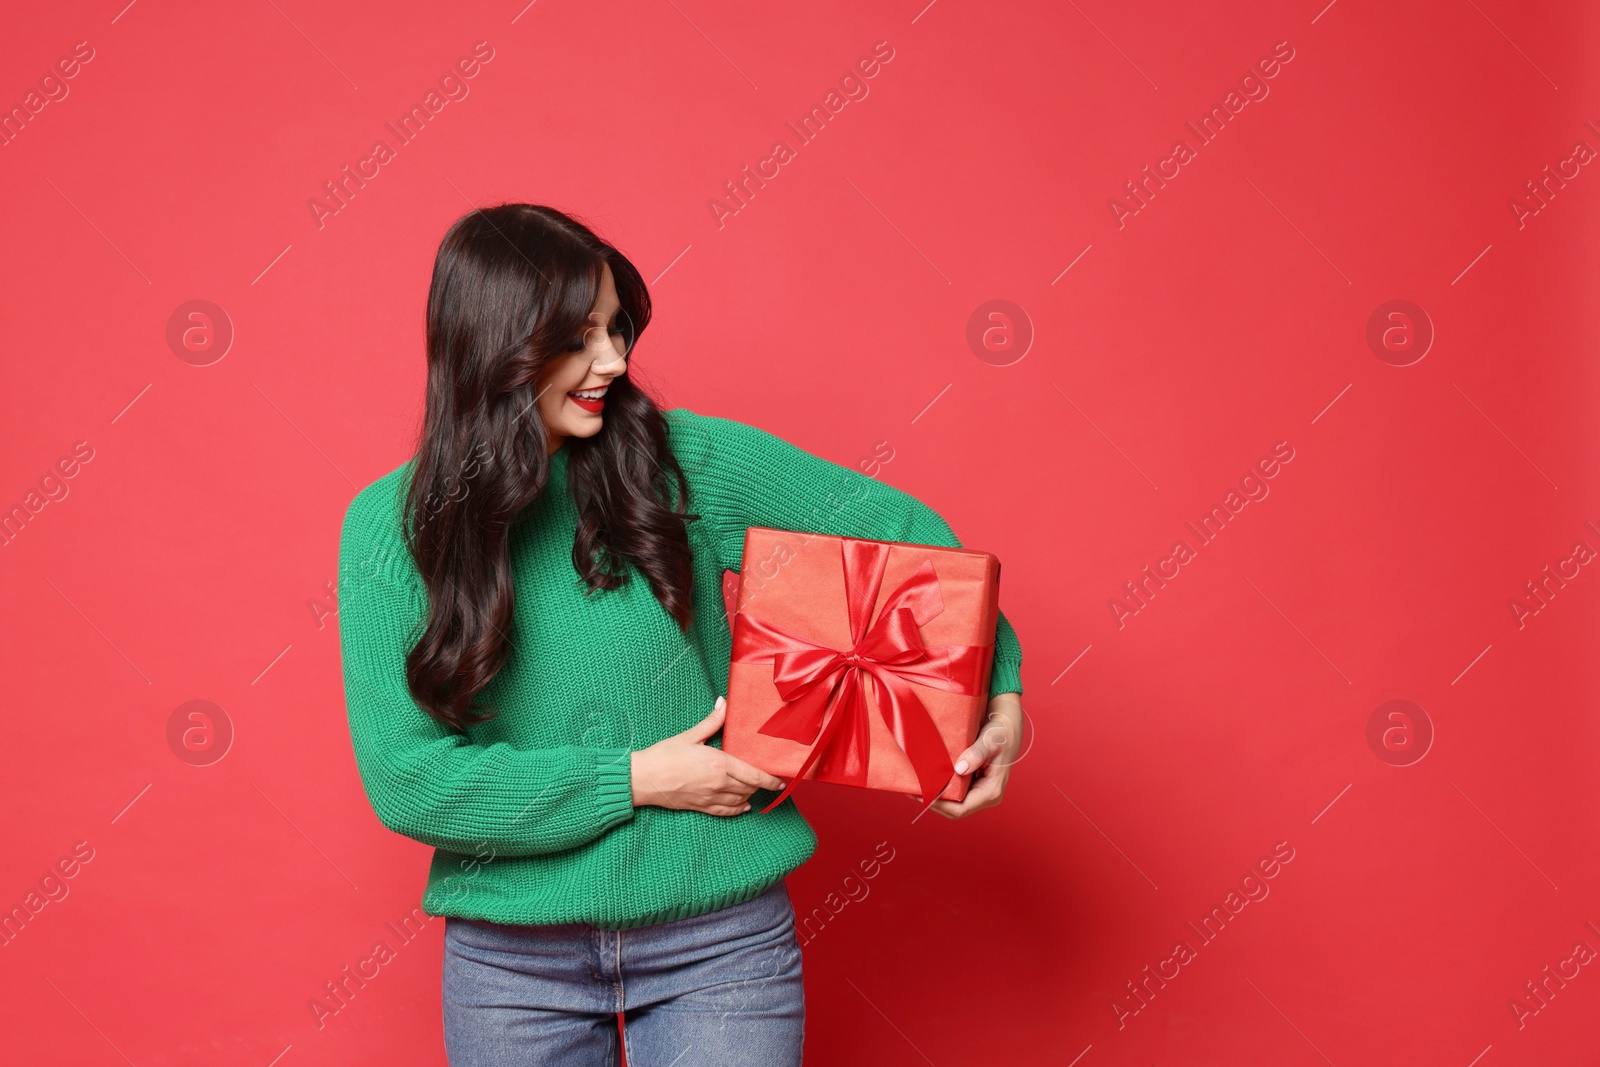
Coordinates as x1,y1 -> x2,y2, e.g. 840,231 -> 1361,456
403,203 -> 698,731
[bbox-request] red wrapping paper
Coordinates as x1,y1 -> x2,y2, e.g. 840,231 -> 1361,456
721,526 -> 1001,812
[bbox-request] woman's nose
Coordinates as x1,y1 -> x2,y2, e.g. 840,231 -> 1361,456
582,326 -> 628,372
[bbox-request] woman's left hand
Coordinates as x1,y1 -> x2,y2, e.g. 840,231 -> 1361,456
925,692 -> 1025,820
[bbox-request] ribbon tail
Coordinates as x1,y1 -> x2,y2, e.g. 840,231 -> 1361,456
868,669 -> 958,804
811,669 -> 873,788
757,671 -> 867,814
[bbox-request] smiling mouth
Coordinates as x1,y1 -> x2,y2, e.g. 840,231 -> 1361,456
567,386 -> 607,413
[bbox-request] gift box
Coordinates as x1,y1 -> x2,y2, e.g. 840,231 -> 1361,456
720,526 -> 1001,814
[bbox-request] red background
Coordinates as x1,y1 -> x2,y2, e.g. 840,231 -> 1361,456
2,1 -> 1597,1064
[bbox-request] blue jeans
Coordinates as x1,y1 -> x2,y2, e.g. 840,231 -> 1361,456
442,878 -> 805,1066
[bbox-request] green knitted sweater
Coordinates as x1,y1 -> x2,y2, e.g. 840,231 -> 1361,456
337,408 -> 1023,930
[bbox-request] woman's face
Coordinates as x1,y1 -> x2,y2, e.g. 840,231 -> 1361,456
533,261 -> 630,453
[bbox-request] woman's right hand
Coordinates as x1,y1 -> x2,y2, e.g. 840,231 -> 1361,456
630,696 -> 785,816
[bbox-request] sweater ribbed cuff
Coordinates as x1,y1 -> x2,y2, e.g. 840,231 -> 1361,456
988,656 -> 1024,699
590,749 -> 636,829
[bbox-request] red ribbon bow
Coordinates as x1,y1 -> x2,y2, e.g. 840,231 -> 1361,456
729,537 -> 990,814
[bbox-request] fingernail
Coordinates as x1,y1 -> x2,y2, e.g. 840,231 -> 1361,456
715,696 -> 726,711
954,759 -> 969,774
741,803 -> 751,811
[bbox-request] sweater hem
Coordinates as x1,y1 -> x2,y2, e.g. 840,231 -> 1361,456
419,809 -> 818,930
587,872 -> 791,931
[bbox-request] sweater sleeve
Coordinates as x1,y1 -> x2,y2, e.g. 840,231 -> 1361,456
337,478 -> 636,858
669,409 -> 1023,697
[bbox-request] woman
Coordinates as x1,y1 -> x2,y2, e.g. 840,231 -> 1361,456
337,203 -> 1026,1066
